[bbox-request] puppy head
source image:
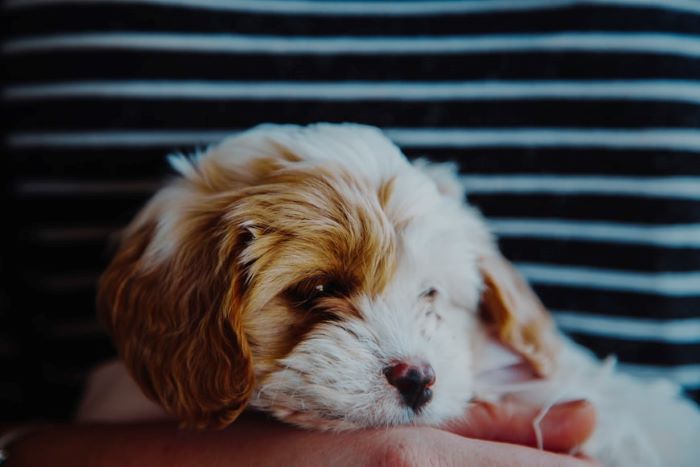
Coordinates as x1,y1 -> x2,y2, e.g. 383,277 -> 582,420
99,123 -> 557,430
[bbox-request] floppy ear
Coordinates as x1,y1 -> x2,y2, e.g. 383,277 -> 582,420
479,254 -> 560,377
97,211 -> 255,429
97,126 -> 328,428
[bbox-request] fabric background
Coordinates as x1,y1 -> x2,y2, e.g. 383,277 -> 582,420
1,0 -> 699,421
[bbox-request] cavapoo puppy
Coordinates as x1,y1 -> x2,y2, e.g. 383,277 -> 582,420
80,123 -> 700,466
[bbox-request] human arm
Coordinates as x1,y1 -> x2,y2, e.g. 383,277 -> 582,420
3,399 -> 595,467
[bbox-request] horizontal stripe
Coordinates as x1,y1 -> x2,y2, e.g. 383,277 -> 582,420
569,332 -> 700,365
491,219 -> 700,248
7,51 -> 700,83
4,32 -> 700,58
7,147 -> 174,178
537,285 -> 700,320
422,148 -> 700,175
6,80 -> 700,104
16,175 -> 700,200
471,193 -> 700,224
5,4 -> 700,40
5,0 -> 700,16
8,128 -> 700,151
391,128 -> 700,151
618,362 -> 700,388
517,262 -> 700,296
500,237 -> 700,273
461,175 -> 700,200
9,99 -> 699,131
554,310 -> 700,343
6,129 -> 230,147
10,147 -> 700,178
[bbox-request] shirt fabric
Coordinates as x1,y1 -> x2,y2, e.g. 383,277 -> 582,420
1,0 -> 699,421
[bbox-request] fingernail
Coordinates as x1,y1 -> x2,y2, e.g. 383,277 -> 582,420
554,399 -> 588,410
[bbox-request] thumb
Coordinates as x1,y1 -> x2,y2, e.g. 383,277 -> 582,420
444,398 -> 597,453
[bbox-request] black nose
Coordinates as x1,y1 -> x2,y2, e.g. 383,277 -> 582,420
384,361 -> 436,412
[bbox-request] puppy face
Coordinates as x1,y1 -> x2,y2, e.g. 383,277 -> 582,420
99,124 -> 556,430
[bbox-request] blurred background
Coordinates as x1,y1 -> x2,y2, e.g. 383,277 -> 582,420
1,0 -> 699,422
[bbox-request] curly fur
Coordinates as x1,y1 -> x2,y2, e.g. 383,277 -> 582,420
89,123 -> 700,465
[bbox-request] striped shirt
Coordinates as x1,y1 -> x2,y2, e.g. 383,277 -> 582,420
1,0 -> 699,420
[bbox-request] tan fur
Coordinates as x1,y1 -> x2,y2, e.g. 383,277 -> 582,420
98,182 -> 262,427
479,254 -> 560,377
99,146 -> 556,428
99,151 -> 397,428
90,126 -> 700,467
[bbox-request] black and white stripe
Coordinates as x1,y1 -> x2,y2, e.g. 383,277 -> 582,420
2,0 -> 699,419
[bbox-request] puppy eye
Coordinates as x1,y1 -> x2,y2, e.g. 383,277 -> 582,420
287,279 -> 345,305
420,287 -> 438,300
314,281 -> 344,298
307,283 -> 329,300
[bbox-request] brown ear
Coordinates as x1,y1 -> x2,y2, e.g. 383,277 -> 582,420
98,217 -> 255,429
479,254 -> 559,377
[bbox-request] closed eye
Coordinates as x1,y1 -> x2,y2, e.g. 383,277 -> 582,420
420,287 -> 438,300
286,277 -> 349,306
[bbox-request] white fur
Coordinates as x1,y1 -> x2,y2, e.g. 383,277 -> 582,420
226,124 -> 493,429
79,123 -> 700,466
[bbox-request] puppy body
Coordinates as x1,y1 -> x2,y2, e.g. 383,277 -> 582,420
86,124 -> 700,466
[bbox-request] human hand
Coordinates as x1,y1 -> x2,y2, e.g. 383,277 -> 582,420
446,397 -> 597,453
3,399 -> 595,467
374,398 -> 596,467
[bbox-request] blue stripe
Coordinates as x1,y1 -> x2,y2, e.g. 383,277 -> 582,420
517,262 -> 700,297
5,80 -> 700,105
461,175 -> 700,200
553,311 -> 700,343
7,128 -> 700,152
490,219 -> 700,248
4,32 -> 700,58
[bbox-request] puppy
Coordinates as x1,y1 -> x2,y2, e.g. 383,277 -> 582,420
84,123 -> 700,466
